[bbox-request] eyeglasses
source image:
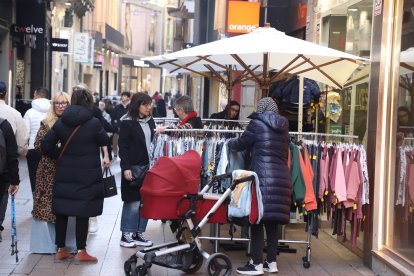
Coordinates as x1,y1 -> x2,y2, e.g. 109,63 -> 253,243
54,101 -> 68,107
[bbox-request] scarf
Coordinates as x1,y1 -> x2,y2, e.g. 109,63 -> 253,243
138,116 -> 151,123
179,111 -> 198,126
256,97 -> 278,113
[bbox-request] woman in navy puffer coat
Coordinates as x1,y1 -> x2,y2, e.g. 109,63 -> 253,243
228,97 -> 292,274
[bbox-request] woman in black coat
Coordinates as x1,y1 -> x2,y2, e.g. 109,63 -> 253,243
118,92 -> 155,248
228,97 -> 291,275
41,87 -> 110,263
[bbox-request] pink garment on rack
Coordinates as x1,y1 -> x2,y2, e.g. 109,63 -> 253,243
344,150 -> 362,208
318,145 -> 329,199
406,150 -> 414,205
329,146 -> 338,193
298,146 -> 318,211
334,147 -> 347,202
356,149 -> 365,219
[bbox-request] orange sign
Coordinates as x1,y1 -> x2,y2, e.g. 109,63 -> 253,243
227,1 -> 260,34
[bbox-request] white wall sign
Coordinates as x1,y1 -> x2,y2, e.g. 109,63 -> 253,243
73,33 -> 90,63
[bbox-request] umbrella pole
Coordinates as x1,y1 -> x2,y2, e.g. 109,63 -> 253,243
227,67 -> 233,103
298,76 -> 304,133
262,53 -> 270,98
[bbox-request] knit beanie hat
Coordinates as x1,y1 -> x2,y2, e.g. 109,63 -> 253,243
256,97 -> 278,113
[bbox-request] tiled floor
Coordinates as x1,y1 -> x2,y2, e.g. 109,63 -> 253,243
0,158 -> 375,275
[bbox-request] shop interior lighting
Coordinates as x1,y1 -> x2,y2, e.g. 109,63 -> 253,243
348,8 -> 358,11
65,2 -> 71,6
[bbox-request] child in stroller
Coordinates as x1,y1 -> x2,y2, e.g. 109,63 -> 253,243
124,150 -> 258,276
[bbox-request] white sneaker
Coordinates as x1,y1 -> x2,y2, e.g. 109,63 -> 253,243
88,217 -> 98,233
263,260 -> 278,273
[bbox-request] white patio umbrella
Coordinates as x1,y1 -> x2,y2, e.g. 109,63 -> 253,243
143,26 -> 368,98
400,47 -> 414,76
400,48 -> 414,93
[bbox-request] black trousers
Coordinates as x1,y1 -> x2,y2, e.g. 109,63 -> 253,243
0,183 -> 5,230
250,222 -> 279,264
26,149 -> 41,194
55,215 -> 89,250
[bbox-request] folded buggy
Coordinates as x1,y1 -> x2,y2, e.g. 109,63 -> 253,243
124,150 -> 256,276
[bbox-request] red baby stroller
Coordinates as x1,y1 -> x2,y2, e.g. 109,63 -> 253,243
124,150 -> 255,276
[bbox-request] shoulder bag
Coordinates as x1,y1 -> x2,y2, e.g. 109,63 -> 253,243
129,164 -> 149,188
56,125 -> 81,164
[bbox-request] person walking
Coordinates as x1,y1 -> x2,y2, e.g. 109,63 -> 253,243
24,87 -> 51,197
0,118 -> 20,242
41,87 -> 110,263
111,91 -> 131,159
0,81 -> 27,242
228,97 -> 292,275
119,92 -> 154,248
30,92 -> 76,253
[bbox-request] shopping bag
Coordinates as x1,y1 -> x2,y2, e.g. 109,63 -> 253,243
103,167 -> 117,198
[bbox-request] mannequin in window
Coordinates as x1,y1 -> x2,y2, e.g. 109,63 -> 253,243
125,4 -> 132,51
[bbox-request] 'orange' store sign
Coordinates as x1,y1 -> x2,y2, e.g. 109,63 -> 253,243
227,1 -> 260,34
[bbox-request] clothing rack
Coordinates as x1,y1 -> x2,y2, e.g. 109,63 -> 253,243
154,117 -> 250,124
289,132 -> 358,139
157,128 -> 245,133
290,131 -> 359,142
158,129 -> 360,141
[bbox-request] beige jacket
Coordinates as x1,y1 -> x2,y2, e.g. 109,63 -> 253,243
0,100 -> 29,155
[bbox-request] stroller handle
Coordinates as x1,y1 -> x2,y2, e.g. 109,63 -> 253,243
212,173 -> 233,181
232,175 -> 256,186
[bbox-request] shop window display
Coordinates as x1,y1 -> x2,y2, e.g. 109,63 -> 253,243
392,0 -> 414,264
344,2 -> 372,57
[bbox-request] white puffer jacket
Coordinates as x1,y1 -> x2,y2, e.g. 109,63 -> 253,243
24,98 -> 50,149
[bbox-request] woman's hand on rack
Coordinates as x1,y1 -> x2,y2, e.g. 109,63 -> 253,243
124,170 -> 133,181
155,125 -> 166,134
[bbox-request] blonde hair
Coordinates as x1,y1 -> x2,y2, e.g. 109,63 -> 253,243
45,92 -> 71,128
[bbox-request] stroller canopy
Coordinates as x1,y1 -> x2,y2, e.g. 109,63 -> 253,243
141,150 -> 202,196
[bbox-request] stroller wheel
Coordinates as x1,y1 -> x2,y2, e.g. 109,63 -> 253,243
182,251 -> 203,273
206,253 -> 232,276
136,265 -> 151,276
124,255 -> 137,276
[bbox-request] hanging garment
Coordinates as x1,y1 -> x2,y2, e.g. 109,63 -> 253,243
298,145 -> 317,211
290,143 -> 306,204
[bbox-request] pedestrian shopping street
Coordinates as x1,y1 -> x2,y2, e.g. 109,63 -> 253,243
0,158 -> 375,276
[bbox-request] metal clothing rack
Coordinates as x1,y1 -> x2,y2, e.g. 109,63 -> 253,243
289,131 -> 359,140
157,128 -> 245,133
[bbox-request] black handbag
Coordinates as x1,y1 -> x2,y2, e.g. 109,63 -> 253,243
129,164 -> 149,188
103,168 -> 117,198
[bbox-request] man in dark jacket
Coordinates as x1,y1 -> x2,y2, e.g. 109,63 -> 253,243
228,97 -> 291,275
110,91 -> 131,158
0,118 -> 20,242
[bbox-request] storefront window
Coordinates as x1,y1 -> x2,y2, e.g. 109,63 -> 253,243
391,0 -> 414,263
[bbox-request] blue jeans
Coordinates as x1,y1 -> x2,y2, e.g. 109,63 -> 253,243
120,201 -> 148,233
